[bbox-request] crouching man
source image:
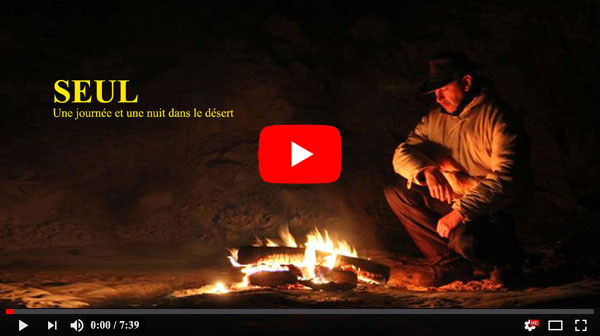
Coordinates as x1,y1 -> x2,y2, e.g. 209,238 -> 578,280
384,52 -> 530,287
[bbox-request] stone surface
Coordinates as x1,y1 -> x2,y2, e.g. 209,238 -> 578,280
0,2 -> 599,260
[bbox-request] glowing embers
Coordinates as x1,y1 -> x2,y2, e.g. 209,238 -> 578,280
172,282 -> 231,297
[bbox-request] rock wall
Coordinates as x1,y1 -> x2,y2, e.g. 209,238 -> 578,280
1,1 -> 598,252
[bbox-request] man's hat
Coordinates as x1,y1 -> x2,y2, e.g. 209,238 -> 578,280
419,52 -> 476,93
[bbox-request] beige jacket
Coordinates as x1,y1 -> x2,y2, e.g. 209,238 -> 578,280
392,91 -> 523,222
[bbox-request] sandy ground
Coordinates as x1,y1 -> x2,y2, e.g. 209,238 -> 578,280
1,243 -> 598,309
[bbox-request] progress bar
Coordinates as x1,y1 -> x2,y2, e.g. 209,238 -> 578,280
6,308 -> 595,315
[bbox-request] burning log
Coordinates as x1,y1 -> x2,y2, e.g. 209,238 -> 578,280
286,264 -> 304,278
300,280 -> 357,291
236,246 -> 390,283
248,271 -> 298,287
336,255 -> 390,283
315,266 -> 358,284
237,246 -> 304,265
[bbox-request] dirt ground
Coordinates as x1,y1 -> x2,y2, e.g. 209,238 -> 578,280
1,243 -> 598,309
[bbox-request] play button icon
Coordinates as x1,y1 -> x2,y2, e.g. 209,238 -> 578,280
18,320 -> 28,331
291,141 -> 313,167
259,125 -> 342,183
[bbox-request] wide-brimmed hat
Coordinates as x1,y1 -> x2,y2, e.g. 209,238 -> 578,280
419,52 -> 476,93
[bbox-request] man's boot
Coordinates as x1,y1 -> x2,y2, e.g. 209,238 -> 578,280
490,249 -> 526,288
490,265 -> 524,288
422,257 -> 474,287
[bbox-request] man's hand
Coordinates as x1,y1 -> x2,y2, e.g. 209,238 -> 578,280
436,210 -> 464,238
421,166 -> 453,204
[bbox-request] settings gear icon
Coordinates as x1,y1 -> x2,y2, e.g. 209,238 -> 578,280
524,320 -> 537,332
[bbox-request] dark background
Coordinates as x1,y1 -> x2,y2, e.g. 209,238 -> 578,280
1,1 -> 599,259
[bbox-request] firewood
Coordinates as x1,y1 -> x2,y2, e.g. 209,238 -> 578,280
315,266 -> 357,284
237,246 -> 305,264
336,255 -> 390,283
285,264 -> 303,278
248,271 -> 298,287
299,280 -> 357,291
330,268 -> 358,284
236,246 -> 390,283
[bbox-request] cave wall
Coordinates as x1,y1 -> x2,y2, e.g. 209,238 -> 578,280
1,1 -> 599,252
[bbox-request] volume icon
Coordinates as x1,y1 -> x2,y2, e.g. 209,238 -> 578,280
70,319 -> 84,332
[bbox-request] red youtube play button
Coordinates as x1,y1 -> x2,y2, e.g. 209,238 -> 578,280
259,125 -> 342,184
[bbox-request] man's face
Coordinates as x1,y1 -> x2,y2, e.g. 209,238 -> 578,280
434,80 -> 466,113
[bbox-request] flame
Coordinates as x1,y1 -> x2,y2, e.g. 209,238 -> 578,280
278,226 -> 298,247
305,227 -> 357,268
172,226 -> 381,298
172,281 -> 230,297
265,239 -> 279,247
228,226 -> 361,287
253,226 -> 298,248
214,282 -> 229,293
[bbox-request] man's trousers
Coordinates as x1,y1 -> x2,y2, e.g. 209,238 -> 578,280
384,178 -> 523,266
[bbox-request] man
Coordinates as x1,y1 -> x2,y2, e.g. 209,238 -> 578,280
384,52 -> 529,287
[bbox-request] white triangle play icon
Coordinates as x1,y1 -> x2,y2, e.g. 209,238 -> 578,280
291,141 -> 313,167
19,320 -> 28,331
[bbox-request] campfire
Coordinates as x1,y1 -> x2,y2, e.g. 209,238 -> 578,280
174,227 -> 390,296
